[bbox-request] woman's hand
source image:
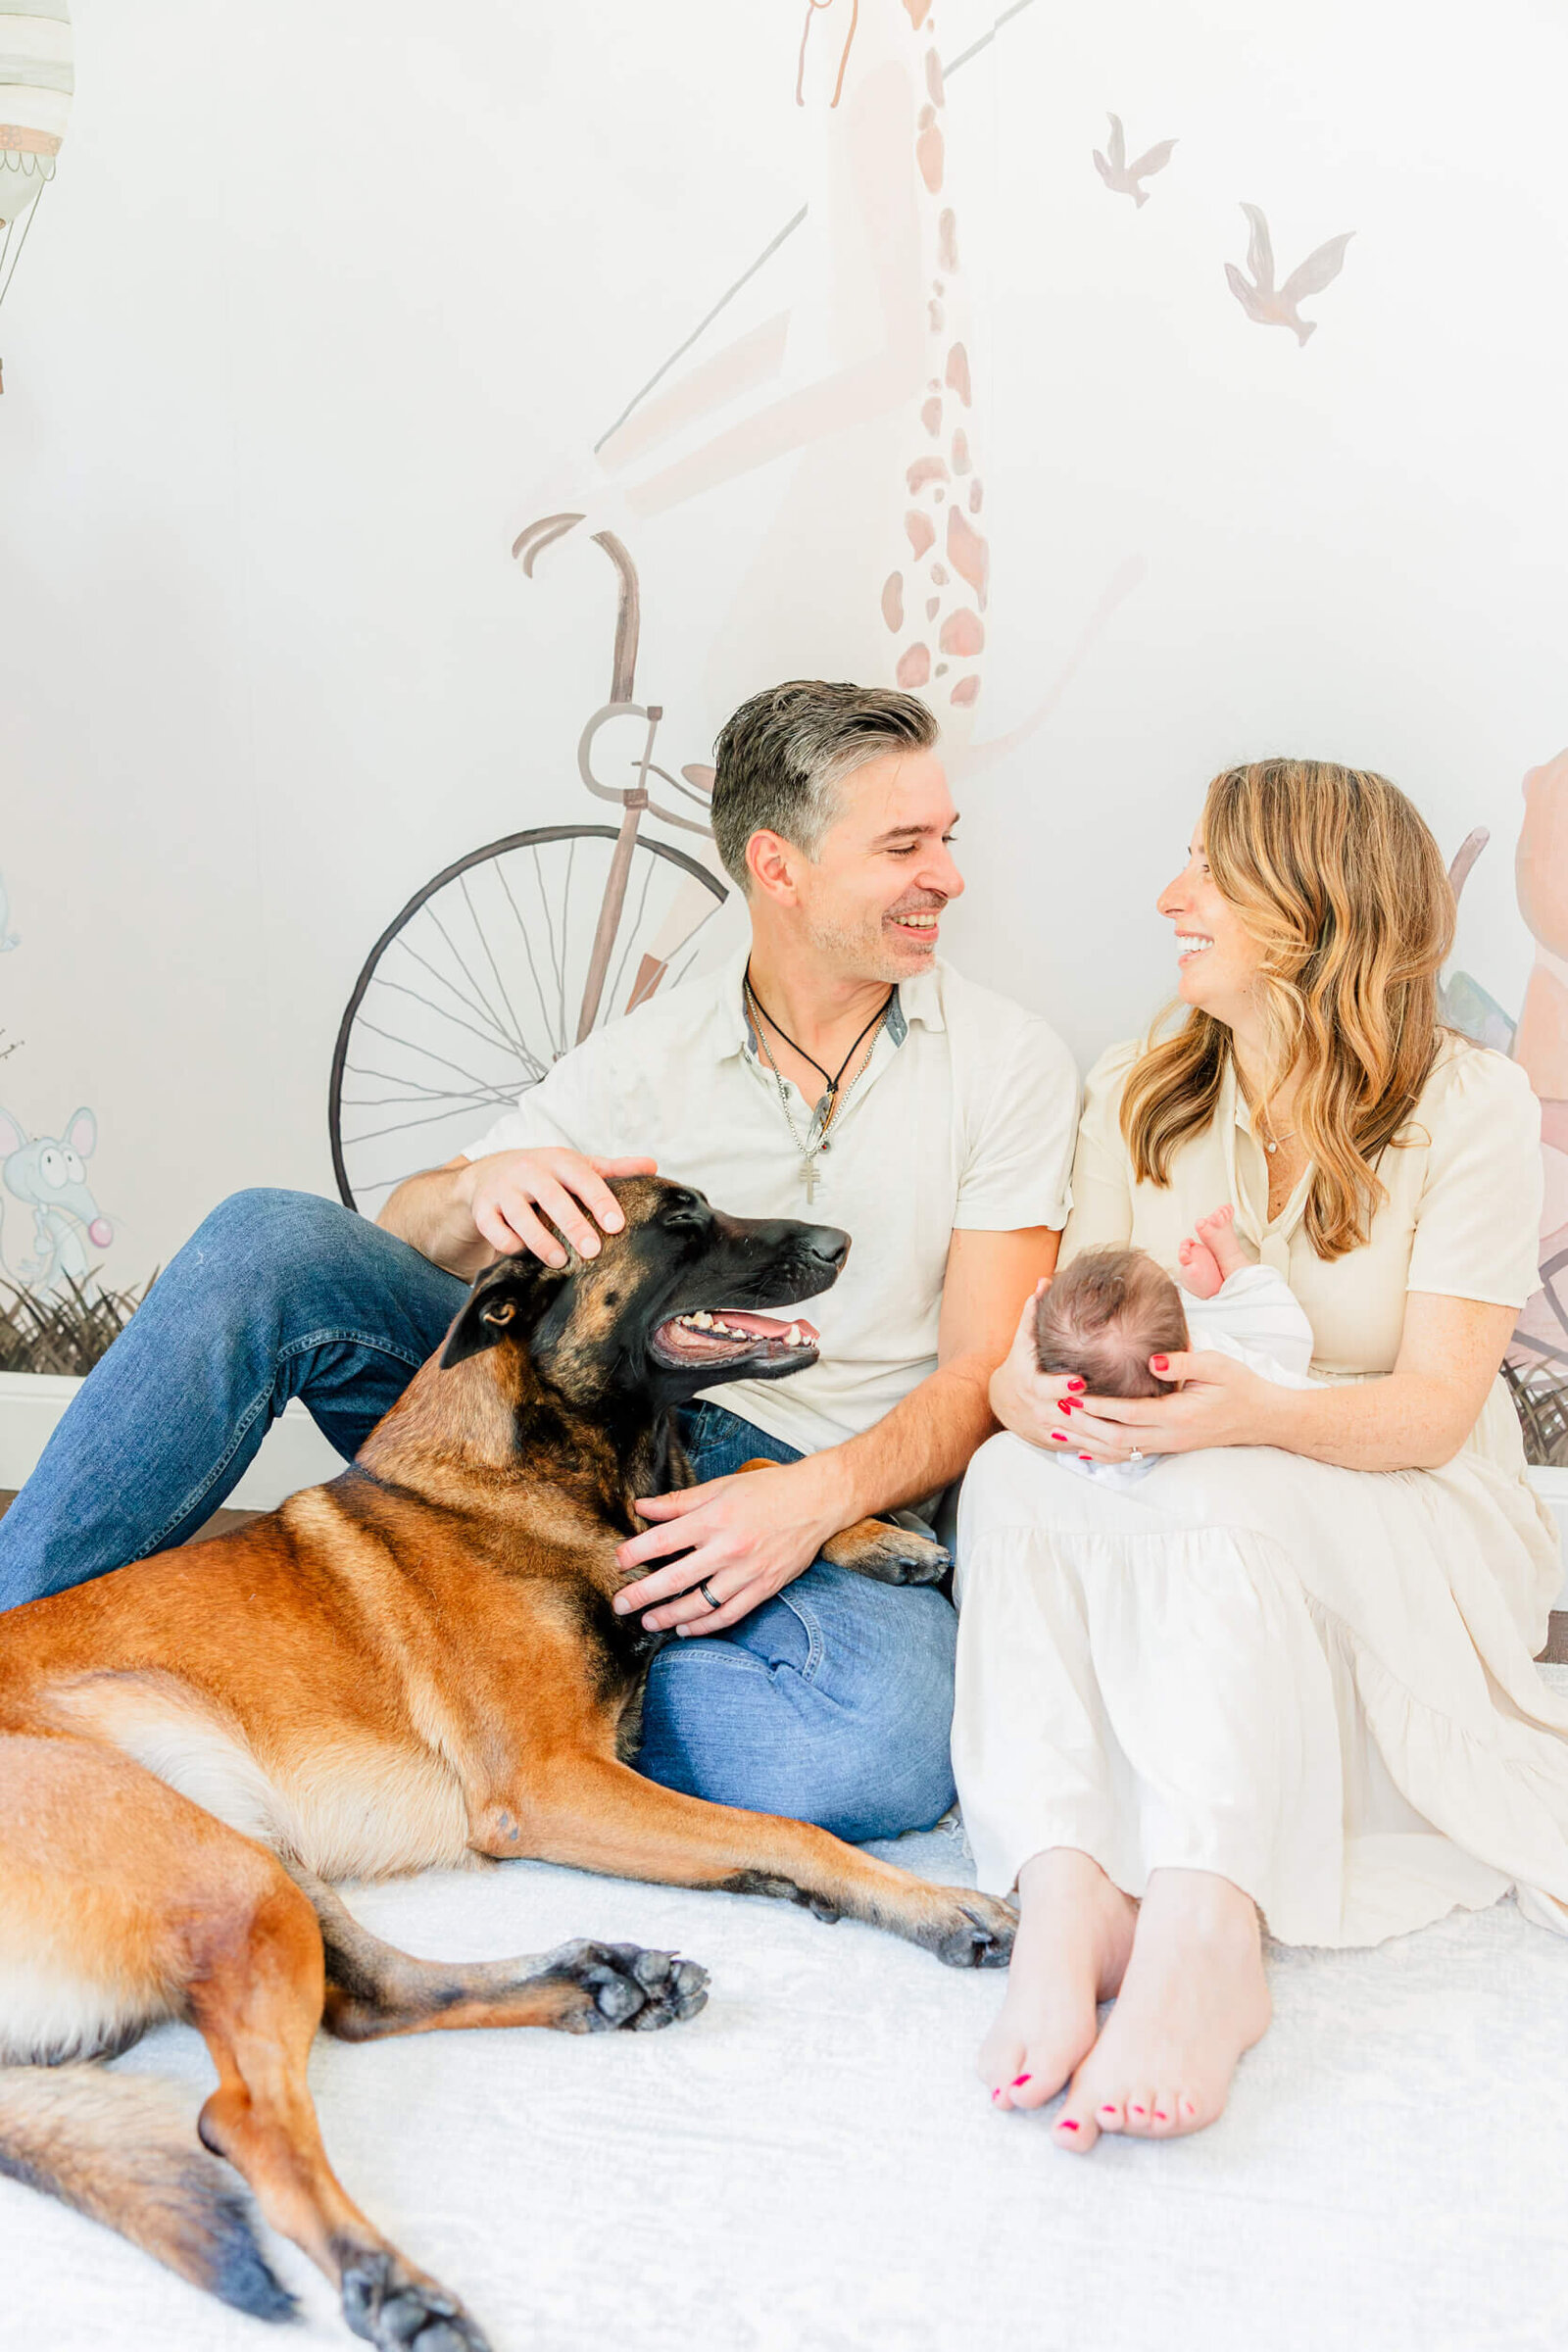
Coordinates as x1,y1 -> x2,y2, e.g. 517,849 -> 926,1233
989,1283 -> 1277,1463
989,1284 -> 1095,1451
1067,1349 -> 1274,1462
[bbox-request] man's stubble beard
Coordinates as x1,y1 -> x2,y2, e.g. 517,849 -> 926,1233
799,899 -> 928,986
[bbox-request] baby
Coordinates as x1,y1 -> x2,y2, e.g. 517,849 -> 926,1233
1034,1206 -> 1315,1483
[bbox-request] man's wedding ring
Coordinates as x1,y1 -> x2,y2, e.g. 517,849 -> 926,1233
1129,1446 -> 1145,1463
699,1579 -> 723,1610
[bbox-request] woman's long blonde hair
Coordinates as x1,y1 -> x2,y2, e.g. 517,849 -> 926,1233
1120,760 -> 1454,1261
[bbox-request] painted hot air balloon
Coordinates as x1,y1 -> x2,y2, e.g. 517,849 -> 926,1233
1,0 -> 73,387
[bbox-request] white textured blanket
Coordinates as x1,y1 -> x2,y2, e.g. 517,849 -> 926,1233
5,1743 -> 1568,2351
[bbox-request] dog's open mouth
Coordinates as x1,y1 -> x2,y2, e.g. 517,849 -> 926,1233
650,1308 -> 821,1373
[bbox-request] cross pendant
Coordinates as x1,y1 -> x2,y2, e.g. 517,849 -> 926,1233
803,1157 -> 819,1204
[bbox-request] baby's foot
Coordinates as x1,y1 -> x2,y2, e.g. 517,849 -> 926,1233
980,1848 -> 1137,2116
1051,1868 -> 1271,2152
1178,1204 -> 1248,1299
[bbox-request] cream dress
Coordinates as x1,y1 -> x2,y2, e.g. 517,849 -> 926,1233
952,1035 -> 1568,1945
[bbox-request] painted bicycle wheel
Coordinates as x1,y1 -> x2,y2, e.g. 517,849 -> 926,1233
328,824 -> 728,1213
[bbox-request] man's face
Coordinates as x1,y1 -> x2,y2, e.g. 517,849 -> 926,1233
790,749 -> 964,980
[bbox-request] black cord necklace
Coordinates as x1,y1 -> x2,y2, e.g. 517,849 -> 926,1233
743,965 -> 893,1121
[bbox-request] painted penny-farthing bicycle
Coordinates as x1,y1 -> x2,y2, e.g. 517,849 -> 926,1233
327,523 -> 729,1214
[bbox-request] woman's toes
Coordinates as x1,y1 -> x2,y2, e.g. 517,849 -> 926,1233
1151,2090 -> 1181,2134
1052,2102 -> 1100,2152
1095,2096 -> 1126,2132
978,2026 -> 1028,2105
1124,2090 -> 1157,2134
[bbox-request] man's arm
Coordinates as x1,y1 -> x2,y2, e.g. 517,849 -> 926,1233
613,1222 -> 1061,1637
379,1149 -> 658,1281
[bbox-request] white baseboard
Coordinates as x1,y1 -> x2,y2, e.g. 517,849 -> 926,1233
0,1373 -> 347,1513
4,1374 -> 1568,1609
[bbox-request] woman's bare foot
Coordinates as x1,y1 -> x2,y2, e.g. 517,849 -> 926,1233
1177,1204 -> 1249,1300
979,1848 -> 1138,2115
1052,1867 -> 1270,2150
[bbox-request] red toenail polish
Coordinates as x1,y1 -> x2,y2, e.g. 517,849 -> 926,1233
1058,2118 -> 1080,2132
1154,2110 -> 1168,2122
1100,2105 -> 1117,2116
992,2087 -> 1002,2100
1131,2104 -> 1146,2115
1011,2074 -> 1031,2086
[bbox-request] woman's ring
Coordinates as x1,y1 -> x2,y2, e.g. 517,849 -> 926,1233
699,1579 -> 723,1610
1129,1446 -> 1145,1463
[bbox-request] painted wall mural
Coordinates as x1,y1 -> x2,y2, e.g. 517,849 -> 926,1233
1444,753 -> 1568,1425
0,0 -> 73,387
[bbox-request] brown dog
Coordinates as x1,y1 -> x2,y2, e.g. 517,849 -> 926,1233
0,1177 -> 1011,2351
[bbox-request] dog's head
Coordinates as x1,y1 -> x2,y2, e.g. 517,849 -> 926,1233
438,1175 -> 850,1416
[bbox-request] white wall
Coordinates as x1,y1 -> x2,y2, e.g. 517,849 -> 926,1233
1,0 -> 1564,1288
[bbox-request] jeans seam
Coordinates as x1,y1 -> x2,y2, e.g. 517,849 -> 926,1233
137,1329 -> 429,1558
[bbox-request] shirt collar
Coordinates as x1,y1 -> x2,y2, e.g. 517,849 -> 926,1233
716,948 -> 945,1063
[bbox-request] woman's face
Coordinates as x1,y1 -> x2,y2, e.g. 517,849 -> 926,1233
1156,828 -> 1267,1026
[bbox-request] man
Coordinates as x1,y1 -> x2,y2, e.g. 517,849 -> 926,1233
0,683 -> 1077,1840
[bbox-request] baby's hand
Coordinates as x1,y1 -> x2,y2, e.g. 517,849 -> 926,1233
1178,1204 -> 1249,1299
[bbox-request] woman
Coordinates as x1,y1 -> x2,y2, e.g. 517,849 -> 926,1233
954,759 -> 1568,2151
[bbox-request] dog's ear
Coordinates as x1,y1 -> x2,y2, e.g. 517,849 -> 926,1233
439,1255 -> 564,1370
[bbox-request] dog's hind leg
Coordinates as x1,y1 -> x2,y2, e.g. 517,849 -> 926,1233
500,1754 -> 1015,1969
286,1863 -> 708,2040
0,1734 -> 490,2351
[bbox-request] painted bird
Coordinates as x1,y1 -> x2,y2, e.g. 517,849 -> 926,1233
1092,114 -> 1177,207
1225,204 -> 1353,345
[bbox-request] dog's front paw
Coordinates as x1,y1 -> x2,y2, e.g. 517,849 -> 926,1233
821,1517 -> 951,1586
922,1890 -> 1016,1970
549,1939 -> 710,2032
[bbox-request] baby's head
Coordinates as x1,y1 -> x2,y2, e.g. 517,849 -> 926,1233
1034,1248 -> 1190,1398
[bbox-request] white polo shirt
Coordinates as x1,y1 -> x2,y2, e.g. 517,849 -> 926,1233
464,949 -> 1078,1457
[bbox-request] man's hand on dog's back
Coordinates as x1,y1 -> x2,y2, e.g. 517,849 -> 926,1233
380,1146 -> 657,1280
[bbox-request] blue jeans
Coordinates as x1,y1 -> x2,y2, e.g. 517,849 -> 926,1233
0,1190 -> 957,1841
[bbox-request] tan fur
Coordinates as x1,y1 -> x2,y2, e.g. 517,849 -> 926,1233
0,1179 -> 1009,2346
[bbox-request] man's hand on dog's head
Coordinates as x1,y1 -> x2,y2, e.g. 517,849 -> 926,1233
460,1147 -> 658,1269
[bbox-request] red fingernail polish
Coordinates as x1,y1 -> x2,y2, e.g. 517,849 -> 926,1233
1068,1378 -> 1086,1393
1058,2118 -> 1080,2132
1011,2074 -> 1031,2087
1152,1355 -> 1169,1372
1079,1454 -> 1093,1463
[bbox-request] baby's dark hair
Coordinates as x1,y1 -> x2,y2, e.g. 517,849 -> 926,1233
1034,1248 -> 1190,1399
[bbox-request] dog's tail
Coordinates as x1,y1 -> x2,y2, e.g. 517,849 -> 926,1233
0,2064 -> 296,2321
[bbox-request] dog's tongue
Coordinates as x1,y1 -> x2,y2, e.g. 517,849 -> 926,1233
701,1311 -> 818,1343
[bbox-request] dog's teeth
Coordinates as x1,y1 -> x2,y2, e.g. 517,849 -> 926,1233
787,1325 -> 802,1347
692,1312 -> 712,1329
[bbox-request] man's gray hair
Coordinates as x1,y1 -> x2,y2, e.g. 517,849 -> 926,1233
710,681 -> 939,891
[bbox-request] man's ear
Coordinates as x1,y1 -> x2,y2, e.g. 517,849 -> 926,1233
439,1256 -> 564,1370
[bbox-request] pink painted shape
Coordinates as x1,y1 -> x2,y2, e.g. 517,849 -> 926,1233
926,50 -> 946,107
920,395 -> 943,436
87,1218 -> 114,1247
952,427 -> 971,474
897,643 -> 931,688
881,571 -> 905,632
902,0 -> 932,25
951,675 -> 981,707
969,478 -> 983,512
916,122 -> 945,195
940,608 -> 985,657
938,208 -> 958,272
946,341 -> 972,407
905,511 -> 935,559
906,456 -> 949,495
947,505 -> 989,611
925,596 -> 939,619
